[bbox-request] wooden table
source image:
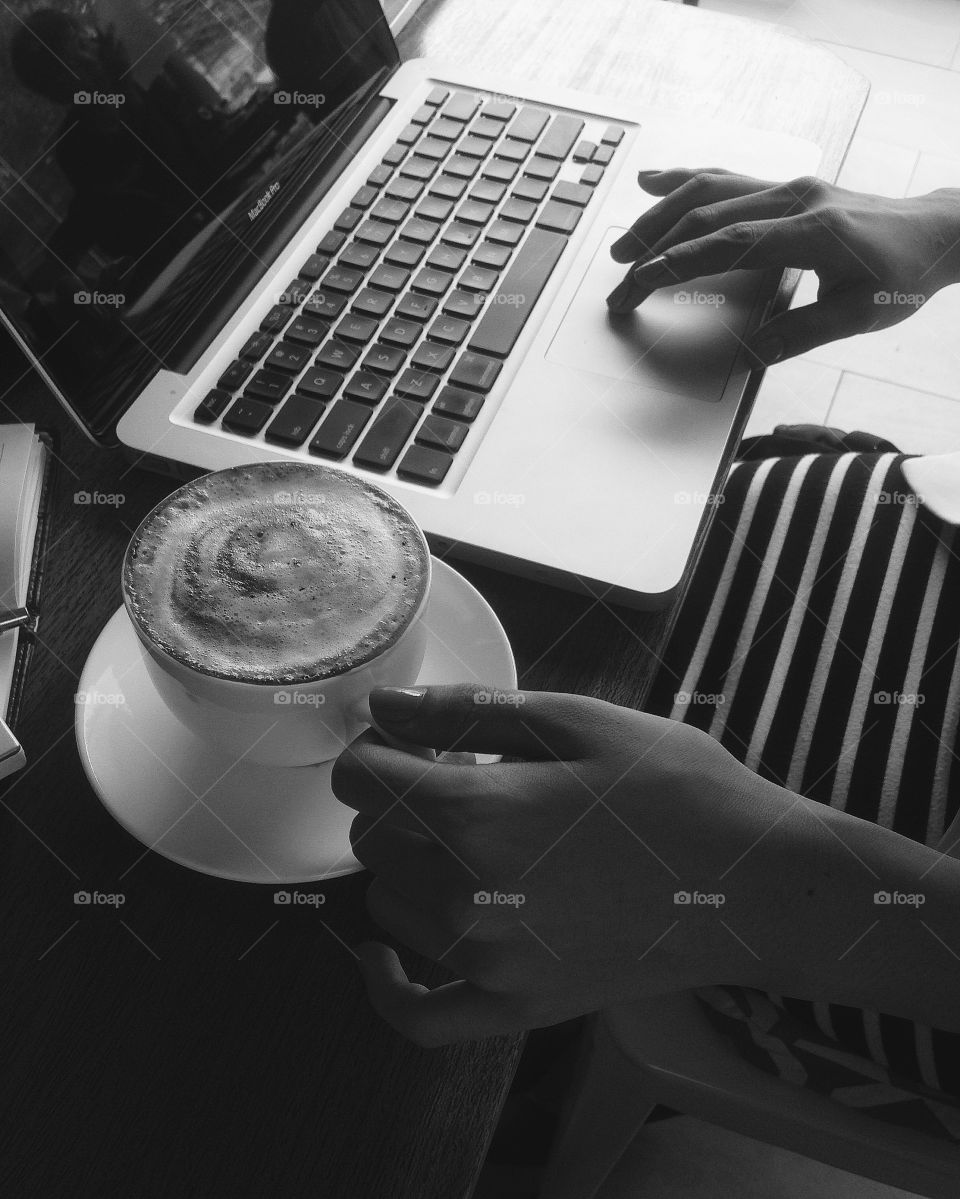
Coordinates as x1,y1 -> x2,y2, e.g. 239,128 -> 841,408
0,3 -> 866,1196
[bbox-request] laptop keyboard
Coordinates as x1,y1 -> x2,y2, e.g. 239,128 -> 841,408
193,87 -> 624,487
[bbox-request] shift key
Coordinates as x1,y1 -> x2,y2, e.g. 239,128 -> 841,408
354,398 -> 422,470
467,228 -> 567,359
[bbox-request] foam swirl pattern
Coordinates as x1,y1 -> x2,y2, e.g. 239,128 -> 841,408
123,463 -> 429,684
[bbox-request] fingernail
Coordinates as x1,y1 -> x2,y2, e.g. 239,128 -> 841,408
750,336 -> 784,365
631,254 -> 672,287
371,686 -> 426,722
606,277 -> 632,310
637,169 -> 661,180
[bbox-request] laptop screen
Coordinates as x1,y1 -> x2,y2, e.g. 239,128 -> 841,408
0,0 -> 399,441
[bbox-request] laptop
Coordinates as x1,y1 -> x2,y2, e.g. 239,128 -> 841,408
0,0 -> 820,608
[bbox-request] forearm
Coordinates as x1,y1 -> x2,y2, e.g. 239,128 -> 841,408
918,187 -> 960,291
743,782 -> 960,1032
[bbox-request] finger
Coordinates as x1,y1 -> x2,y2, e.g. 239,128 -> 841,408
746,282 -> 880,365
356,942 -> 527,1046
351,818 -> 462,909
333,728 -> 466,823
607,213 -> 822,313
610,169 -> 774,263
368,683 -> 608,758
365,878 -> 465,963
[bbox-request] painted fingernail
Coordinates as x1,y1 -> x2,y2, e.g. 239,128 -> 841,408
750,336 -> 784,365
371,686 -> 426,722
631,254 -> 672,287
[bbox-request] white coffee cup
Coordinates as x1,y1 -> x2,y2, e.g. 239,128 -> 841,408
122,465 -> 431,768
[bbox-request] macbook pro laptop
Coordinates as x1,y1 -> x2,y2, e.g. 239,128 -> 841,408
0,0 -> 820,607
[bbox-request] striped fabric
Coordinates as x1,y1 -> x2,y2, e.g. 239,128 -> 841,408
646,452 -> 960,1138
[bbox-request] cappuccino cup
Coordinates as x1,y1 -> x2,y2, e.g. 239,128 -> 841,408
122,462 -> 431,767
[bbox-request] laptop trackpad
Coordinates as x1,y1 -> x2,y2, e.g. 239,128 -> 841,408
545,226 -> 762,403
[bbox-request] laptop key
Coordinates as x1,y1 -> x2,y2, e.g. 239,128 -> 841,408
467,228 -> 566,359
335,314 -> 379,344
397,445 -> 453,485
508,107 -> 550,143
411,103 -> 435,126
415,137 -> 450,162
386,176 -> 424,201
442,222 -> 481,249
443,289 -> 484,320
381,144 -> 406,167
265,395 -> 326,447
354,398 -> 423,470
304,291 -> 346,320
194,388 -> 232,424
381,318 -> 422,348
259,305 -> 292,335
425,86 -> 450,107
428,316 -> 470,346
397,123 -> 421,146
369,264 -> 410,293
284,317 -> 330,347
315,339 -> 359,370
411,341 -> 455,373
484,100 -> 518,122
449,351 -> 502,392
441,92 -> 481,123
297,367 -> 345,401
513,177 -> 549,203
536,200 -> 582,235
344,372 -> 389,404
593,144 -> 614,166
457,199 -> 494,226
351,184 -> 378,209
470,178 -> 507,205
459,265 -> 498,293
334,207 -> 363,232
428,244 -> 467,273
240,331 -> 273,360
469,117 -> 502,140
552,181 -> 593,208
500,198 -> 537,224
416,196 -> 454,223
367,164 -> 392,187
458,135 -> 489,159
580,164 -> 604,186
431,117 -> 464,142
321,265 -> 364,293
412,268 -> 454,297
433,385 -> 485,421
495,139 -> 528,164
362,343 -> 406,375
309,400 -> 371,459
486,219 -> 524,247
218,361 -> 253,391
444,155 -> 479,180
339,241 -> 381,271
245,369 -> 290,403
280,278 -> 311,306
601,124 -> 625,146
482,159 -> 518,183
396,293 -> 438,322
524,156 -> 560,182
385,240 -> 426,268
395,369 -> 442,401
537,115 -> 584,160
317,230 -> 347,255
356,219 -> 396,246
400,156 -> 438,181
473,241 -> 512,270
222,397 -> 273,435
401,217 -> 441,245
265,341 -> 311,373
429,175 -> 467,201
370,197 -> 410,224
298,253 -> 327,281
573,140 -> 597,163
416,413 -> 469,452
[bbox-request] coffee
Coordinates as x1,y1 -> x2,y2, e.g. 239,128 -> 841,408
123,462 -> 430,685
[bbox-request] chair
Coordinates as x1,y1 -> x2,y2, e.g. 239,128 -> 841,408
539,990 -> 960,1198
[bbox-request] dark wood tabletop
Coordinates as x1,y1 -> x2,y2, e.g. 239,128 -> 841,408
0,3 -> 866,1196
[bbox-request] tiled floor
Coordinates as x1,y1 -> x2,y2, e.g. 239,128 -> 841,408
589,6 -> 959,1195
690,0 -> 960,452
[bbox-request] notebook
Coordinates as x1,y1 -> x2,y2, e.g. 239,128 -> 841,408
0,423 -> 55,780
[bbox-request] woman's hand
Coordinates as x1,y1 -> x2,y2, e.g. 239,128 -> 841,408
332,685 -> 798,1046
606,169 -> 960,364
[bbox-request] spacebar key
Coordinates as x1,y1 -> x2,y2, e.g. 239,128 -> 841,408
468,228 -> 568,359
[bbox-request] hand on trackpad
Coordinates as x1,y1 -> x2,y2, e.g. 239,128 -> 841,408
545,226 -> 762,403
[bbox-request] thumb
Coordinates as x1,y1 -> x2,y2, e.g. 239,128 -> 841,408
747,283 -> 878,365
368,683 -> 608,760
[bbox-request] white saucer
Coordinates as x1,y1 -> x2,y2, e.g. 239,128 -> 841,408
75,558 -> 516,884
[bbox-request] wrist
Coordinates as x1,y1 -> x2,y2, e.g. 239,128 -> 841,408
915,188 -> 960,291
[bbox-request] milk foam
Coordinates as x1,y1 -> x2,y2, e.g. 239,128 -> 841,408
123,463 -> 429,683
